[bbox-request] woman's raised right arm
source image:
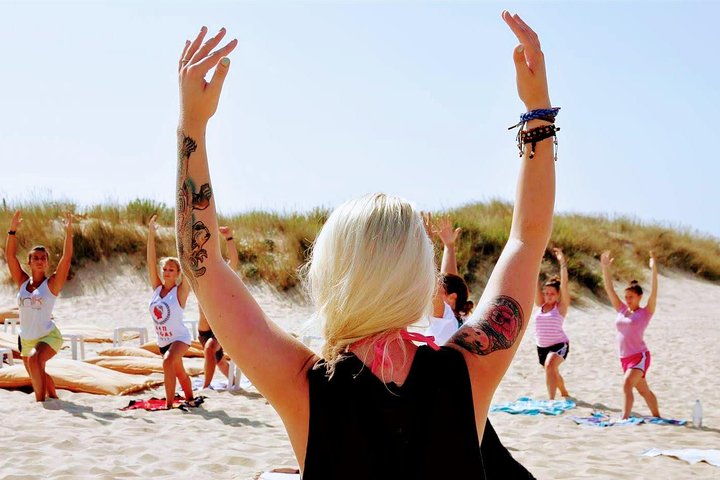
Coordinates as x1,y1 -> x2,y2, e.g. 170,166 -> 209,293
175,27 -> 316,464
5,211 -> 28,287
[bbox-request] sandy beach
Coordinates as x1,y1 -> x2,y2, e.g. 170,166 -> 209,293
1,264 -> 718,479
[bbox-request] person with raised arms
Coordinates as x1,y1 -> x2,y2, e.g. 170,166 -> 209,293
601,250 -> 661,420
146,214 -> 195,409
534,247 -> 571,399
174,10 -> 555,477
5,211 -> 73,402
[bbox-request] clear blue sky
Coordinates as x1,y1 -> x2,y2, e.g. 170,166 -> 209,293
2,1 -> 719,237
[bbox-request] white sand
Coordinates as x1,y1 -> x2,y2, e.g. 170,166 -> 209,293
1,265 -> 718,479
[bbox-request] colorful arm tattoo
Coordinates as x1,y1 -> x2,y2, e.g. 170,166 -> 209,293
450,295 -> 524,355
176,132 -> 212,288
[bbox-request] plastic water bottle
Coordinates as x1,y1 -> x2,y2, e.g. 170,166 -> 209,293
692,400 -> 703,428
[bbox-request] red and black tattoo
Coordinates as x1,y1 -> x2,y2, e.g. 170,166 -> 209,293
450,295 -> 524,355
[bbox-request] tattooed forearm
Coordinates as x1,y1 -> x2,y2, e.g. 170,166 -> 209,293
176,131 -> 213,287
450,295 -> 524,355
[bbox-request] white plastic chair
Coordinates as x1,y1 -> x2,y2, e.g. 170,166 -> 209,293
227,360 -> 243,390
3,319 -> 20,335
0,347 -> 14,368
113,327 -> 148,347
61,334 -> 86,360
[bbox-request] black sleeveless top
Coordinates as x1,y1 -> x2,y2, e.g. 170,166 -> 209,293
304,345 -> 485,480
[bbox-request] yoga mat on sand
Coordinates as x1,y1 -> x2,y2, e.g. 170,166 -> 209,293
642,448 -> 720,467
571,412 -> 686,427
490,396 -> 576,416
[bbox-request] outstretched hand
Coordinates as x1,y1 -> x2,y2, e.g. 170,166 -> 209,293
600,250 -> 614,268
649,250 -> 656,270
9,211 -> 22,231
61,212 -> 73,231
148,214 -> 159,233
436,217 -> 461,247
552,247 -> 565,264
179,27 -> 238,126
219,226 -> 234,239
502,11 -> 551,111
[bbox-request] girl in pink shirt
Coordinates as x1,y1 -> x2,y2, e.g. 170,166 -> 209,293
534,248 -> 571,400
601,251 -> 661,419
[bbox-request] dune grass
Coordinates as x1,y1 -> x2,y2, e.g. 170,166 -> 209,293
1,198 -> 718,298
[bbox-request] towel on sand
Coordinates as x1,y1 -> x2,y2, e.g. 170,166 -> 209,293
642,448 -> 720,467
572,412 -> 686,427
121,395 -> 206,411
490,396 -> 576,416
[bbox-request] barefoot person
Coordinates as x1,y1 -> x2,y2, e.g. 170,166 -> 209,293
146,214 -> 195,408
534,247 -> 571,399
5,211 -> 73,402
601,250 -> 661,419
198,226 -> 238,388
175,11 -> 555,477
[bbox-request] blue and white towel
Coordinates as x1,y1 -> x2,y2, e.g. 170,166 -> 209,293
490,396 -> 576,416
572,412 -> 686,427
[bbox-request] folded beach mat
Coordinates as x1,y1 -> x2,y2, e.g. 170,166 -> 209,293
0,358 -> 162,395
97,346 -> 160,358
85,355 -> 203,376
0,332 -> 21,359
571,413 -> 685,427
491,396 -> 576,416
59,325 -> 120,343
642,448 -> 720,467
140,341 -> 204,358
121,394 -> 206,411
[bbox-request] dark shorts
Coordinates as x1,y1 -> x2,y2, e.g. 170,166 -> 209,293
537,342 -> 569,366
198,329 -> 224,362
158,340 -> 194,357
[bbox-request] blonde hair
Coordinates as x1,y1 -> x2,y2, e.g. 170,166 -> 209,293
304,193 -> 436,374
159,257 -> 183,285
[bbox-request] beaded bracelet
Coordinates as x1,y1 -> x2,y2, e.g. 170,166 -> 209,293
519,124 -> 560,160
508,107 -> 560,130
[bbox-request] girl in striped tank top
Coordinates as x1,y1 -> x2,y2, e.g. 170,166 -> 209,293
534,248 -> 570,399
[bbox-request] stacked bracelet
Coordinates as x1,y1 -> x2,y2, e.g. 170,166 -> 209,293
519,124 -> 560,160
509,107 -> 561,161
7,230 -> 16,235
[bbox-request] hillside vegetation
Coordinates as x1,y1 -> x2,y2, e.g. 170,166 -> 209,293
1,199 -> 718,300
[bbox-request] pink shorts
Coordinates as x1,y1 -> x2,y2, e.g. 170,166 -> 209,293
620,351 -> 651,378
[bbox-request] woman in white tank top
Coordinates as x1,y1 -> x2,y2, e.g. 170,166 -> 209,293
5,211 -> 73,402
534,248 -> 571,399
147,215 -> 195,409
